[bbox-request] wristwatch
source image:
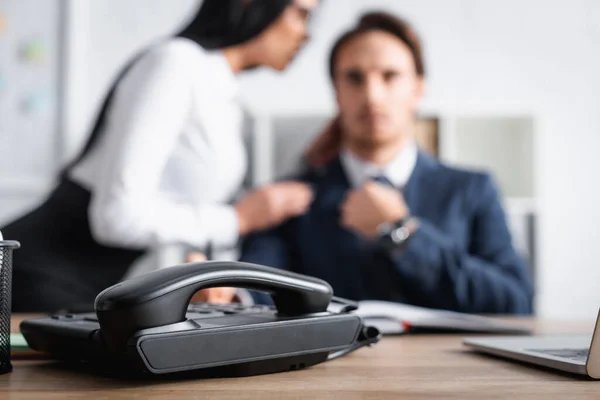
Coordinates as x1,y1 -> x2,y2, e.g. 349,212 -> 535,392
376,216 -> 419,253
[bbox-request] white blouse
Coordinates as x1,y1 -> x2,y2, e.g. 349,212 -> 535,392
70,37 -> 247,253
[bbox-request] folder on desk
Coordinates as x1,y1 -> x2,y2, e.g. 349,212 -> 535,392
353,301 -> 531,335
10,333 -> 49,359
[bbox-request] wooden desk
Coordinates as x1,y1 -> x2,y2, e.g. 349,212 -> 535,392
1,315 -> 597,399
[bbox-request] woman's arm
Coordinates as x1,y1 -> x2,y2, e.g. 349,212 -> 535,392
88,45 -> 240,251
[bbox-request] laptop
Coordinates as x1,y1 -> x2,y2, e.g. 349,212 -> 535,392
463,310 -> 600,379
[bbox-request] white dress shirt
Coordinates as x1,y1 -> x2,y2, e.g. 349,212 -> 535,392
70,38 -> 247,253
340,142 -> 418,189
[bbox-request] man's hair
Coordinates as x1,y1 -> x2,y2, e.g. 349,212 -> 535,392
328,11 -> 426,80
304,12 -> 426,168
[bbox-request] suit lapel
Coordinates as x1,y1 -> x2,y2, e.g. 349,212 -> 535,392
312,157 -> 350,211
308,157 -> 373,298
402,151 -> 439,217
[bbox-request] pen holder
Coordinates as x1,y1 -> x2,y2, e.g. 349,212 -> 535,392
0,238 -> 19,375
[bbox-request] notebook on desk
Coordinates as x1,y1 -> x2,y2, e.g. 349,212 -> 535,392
350,300 -> 531,335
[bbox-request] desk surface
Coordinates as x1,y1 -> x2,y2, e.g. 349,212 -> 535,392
1,315 -> 597,399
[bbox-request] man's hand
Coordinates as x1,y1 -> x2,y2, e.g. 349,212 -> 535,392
185,253 -> 237,304
341,181 -> 409,238
234,182 -> 314,235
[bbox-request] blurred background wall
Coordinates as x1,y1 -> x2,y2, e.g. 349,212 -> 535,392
0,0 -> 599,319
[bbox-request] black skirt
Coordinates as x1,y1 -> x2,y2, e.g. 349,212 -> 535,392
2,178 -> 145,312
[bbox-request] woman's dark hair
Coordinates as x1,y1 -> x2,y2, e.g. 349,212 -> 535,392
328,11 -> 426,80
62,0 -> 293,176
178,0 -> 292,49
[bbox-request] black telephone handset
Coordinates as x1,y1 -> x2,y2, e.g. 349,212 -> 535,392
21,261 -> 379,378
95,261 -> 334,351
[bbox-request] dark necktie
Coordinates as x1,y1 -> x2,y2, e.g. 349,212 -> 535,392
370,175 -> 395,188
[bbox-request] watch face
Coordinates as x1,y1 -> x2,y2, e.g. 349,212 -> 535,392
391,226 -> 410,244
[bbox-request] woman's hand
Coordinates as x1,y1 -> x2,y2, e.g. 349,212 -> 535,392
304,118 -> 342,168
186,253 -> 238,304
234,181 -> 314,235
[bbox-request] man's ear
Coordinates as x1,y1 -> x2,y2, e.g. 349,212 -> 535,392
414,76 -> 425,101
333,81 -> 343,108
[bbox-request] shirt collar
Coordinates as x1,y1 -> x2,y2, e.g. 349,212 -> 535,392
340,142 -> 418,189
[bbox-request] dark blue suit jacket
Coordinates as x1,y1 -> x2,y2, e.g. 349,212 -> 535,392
240,152 -> 534,314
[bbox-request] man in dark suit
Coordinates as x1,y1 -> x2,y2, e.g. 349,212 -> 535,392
196,12 -> 533,314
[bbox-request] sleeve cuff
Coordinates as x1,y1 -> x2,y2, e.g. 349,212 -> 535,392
198,204 -> 240,250
234,289 -> 255,305
385,219 -> 452,286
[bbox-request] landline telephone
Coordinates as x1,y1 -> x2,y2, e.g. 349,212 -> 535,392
21,262 -> 380,378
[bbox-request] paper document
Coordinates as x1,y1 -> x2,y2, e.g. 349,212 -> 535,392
354,300 -> 531,335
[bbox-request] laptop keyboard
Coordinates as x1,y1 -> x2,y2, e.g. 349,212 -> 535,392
528,348 -> 590,362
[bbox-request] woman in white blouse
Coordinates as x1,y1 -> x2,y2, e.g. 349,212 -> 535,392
2,0 -> 319,312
